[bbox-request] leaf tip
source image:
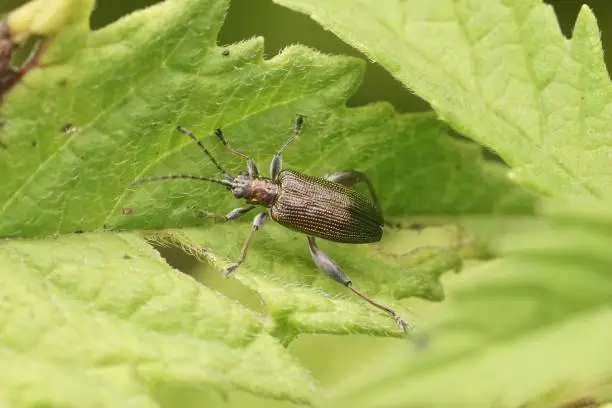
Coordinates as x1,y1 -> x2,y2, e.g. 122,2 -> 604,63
508,166 -> 554,197
571,3 -> 605,59
573,4 -> 600,38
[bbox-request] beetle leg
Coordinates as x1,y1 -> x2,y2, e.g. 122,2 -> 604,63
225,205 -> 256,221
214,128 -> 259,178
214,128 -> 250,160
307,236 -> 351,285
307,236 -> 412,332
270,114 -> 305,180
224,212 -> 268,276
325,170 -> 381,211
327,171 -> 405,229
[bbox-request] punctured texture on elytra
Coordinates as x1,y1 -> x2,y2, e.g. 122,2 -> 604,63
271,170 -> 383,243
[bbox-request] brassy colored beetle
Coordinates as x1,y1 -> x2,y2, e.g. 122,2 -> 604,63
133,115 -> 411,333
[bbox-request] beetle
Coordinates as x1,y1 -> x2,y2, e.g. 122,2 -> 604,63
132,114 -> 410,332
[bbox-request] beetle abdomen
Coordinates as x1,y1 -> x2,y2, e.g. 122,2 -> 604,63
270,170 -> 383,243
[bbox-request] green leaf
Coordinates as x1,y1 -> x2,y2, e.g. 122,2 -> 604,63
0,0 -> 532,340
0,232 -> 316,406
272,0 -> 612,200
0,0 -> 539,404
155,224 -> 462,342
322,199 -> 612,408
0,0 -> 533,238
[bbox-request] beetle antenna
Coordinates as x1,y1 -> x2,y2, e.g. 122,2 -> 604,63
131,174 -> 232,188
176,126 -> 233,179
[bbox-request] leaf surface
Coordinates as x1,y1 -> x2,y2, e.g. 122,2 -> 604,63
0,0 -> 531,340
0,232 -> 316,406
325,200 -> 612,408
272,0 -> 612,199
0,0 -> 543,404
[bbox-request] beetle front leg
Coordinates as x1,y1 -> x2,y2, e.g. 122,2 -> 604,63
225,205 -> 256,221
224,212 -> 268,276
270,114 -> 305,180
214,128 -> 260,178
307,236 -> 412,332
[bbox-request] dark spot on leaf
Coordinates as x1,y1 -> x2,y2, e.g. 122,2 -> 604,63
221,49 -> 230,56
103,224 -> 109,229
555,397 -> 598,408
31,139 -> 37,147
58,78 -> 68,87
122,254 -> 132,260
74,229 -> 84,234
201,247 -> 210,254
408,222 -> 426,233
384,219 -> 404,230
61,123 -> 77,135
122,207 -> 134,215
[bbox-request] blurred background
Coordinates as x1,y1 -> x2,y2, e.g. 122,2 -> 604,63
2,0 -> 611,113
1,0 -> 610,406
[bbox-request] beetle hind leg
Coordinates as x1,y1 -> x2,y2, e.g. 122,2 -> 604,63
325,170 -> 381,211
307,236 -> 412,333
326,171 -> 432,232
346,284 -> 413,333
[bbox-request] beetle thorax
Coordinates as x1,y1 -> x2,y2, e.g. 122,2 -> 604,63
230,172 -> 278,207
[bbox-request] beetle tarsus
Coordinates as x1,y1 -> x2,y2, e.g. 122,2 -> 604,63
347,282 -> 412,334
393,313 -> 412,333
224,263 -> 239,276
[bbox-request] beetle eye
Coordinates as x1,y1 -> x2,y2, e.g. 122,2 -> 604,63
232,187 -> 244,198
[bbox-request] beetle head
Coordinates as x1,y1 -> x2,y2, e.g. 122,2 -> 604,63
231,171 -> 252,199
